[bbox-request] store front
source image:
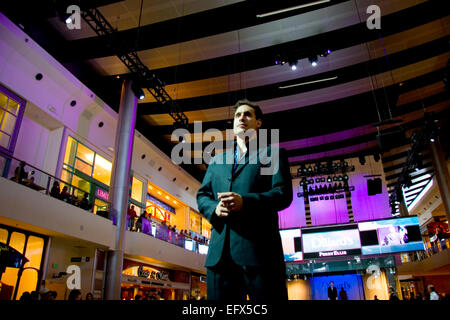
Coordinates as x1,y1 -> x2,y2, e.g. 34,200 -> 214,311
121,259 -> 190,300
0,224 -> 48,300
61,136 -> 146,218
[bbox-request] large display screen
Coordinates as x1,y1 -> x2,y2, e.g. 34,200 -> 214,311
301,225 -> 361,258
280,228 -> 303,261
358,216 -> 424,255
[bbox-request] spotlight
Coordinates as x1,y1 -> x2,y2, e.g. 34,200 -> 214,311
289,60 -> 298,71
344,175 -> 348,180
327,176 -> 332,183
132,82 -> 145,100
308,55 -> 318,67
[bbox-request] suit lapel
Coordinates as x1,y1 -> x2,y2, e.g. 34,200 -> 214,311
232,143 -> 266,179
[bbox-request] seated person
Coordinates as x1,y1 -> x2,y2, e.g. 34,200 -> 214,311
79,192 -> 91,210
59,186 -> 71,202
50,181 -> 60,198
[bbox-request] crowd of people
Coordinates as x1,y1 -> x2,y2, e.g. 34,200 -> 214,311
388,284 -> 448,301
127,205 -> 209,246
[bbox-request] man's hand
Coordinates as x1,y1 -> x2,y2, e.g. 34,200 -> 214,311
215,200 -> 230,217
217,192 -> 243,212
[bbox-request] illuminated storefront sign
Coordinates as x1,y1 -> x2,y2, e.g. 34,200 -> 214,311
146,200 -> 171,223
123,265 -> 169,281
302,227 -> 361,259
95,187 -> 109,201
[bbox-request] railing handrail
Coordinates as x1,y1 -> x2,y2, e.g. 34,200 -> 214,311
0,149 -> 209,253
0,149 -> 105,199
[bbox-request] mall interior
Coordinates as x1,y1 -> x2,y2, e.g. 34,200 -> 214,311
0,1 -> 449,301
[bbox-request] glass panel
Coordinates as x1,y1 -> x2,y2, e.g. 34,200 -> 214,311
93,154 -> 111,186
0,228 -> 8,244
94,199 -> 108,215
202,218 -> 211,238
190,211 -> 201,234
71,174 -> 91,200
0,267 -> 19,299
15,269 -> 38,300
0,132 -> 11,149
0,108 -> 4,124
131,177 -> 143,202
76,143 -> 94,165
1,112 -> 17,135
0,93 -> 7,108
64,137 -> 76,167
61,168 -> 72,184
75,158 -> 92,176
23,236 -> 44,269
7,99 -> 20,115
9,232 -> 25,254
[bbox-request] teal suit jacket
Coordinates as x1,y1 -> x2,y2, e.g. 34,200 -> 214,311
196,144 -> 293,268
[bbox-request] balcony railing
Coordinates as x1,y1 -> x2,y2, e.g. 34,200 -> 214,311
0,150 -> 209,255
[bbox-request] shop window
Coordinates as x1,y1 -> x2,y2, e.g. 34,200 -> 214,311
0,132 -> 10,149
7,98 -> 20,115
0,228 -> 8,244
64,137 -> 76,167
93,154 -> 111,186
0,88 -> 24,154
0,227 -> 46,300
131,177 -> 143,203
71,174 -> 91,199
94,198 -> 108,215
15,269 -> 38,300
190,211 -> 201,234
63,137 -> 113,205
74,158 -> 93,176
1,111 -> 17,135
201,218 -> 211,239
9,232 -> 25,254
24,236 -> 44,269
76,143 -> 94,165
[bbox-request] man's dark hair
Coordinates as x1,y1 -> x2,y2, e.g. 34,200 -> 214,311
233,99 -> 263,122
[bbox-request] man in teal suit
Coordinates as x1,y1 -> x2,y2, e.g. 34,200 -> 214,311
196,99 -> 293,301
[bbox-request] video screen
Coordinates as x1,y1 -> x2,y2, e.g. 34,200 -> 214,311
279,228 -> 303,261
198,244 -> 208,255
358,216 -> 424,255
184,239 -> 194,251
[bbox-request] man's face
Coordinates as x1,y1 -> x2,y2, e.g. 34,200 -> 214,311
233,104 -> 262,136
330,282 -> 334,287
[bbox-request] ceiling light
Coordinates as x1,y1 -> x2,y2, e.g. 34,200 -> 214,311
256,0 -> 331,18
308,55 -> 318,67
289,60 -> 298,71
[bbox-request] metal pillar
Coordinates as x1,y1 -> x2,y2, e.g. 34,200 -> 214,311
429,137 -> 450,223
104,79 -> 138,300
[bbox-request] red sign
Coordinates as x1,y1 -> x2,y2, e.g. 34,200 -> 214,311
96,187 -> 109,201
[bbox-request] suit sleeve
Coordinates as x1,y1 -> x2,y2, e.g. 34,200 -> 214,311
196,161 -> 220,226
241,147 -> 293,214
